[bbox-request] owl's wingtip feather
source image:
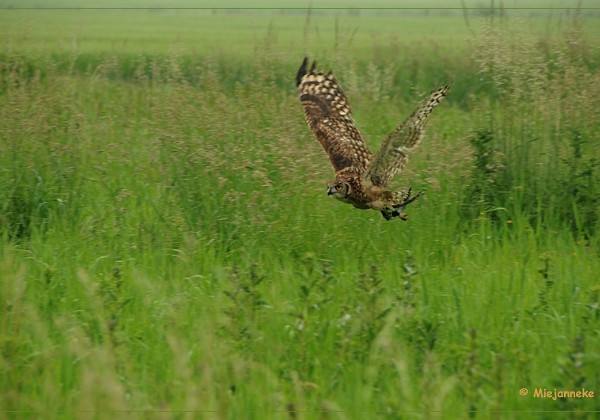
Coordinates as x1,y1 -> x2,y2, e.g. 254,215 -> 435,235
296,57 -> 309,87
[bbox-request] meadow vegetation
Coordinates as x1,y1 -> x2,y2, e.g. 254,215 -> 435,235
1,4 -> 599,417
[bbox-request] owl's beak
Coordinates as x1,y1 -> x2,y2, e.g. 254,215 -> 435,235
327,186 -> 335,196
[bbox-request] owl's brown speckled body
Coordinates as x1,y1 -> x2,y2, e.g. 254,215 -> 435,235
296,57 -> 449,220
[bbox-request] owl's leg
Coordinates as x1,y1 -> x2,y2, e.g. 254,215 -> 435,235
381,208 -> 408,221
381,210 -> 393,220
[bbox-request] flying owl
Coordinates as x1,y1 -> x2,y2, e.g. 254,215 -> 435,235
296,57 -> 449,220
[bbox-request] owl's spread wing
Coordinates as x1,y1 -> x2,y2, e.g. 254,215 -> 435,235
363,85 -> 449,187
296,57 -> 372,175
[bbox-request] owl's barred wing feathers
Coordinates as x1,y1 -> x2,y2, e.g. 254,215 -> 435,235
364,85 -> 449,187
296,57 -> 372,174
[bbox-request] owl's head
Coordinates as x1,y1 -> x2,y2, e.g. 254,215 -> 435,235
327,181 -> 350,200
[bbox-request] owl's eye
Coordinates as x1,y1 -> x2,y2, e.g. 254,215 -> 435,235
335,184 -> 342,190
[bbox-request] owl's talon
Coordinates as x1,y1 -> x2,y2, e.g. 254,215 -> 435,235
381,210 -> 393,221
381,208 -> 409,221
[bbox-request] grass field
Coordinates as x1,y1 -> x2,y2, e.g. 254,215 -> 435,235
1,2 -> 600,417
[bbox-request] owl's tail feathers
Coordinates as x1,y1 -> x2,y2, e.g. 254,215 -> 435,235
381,188 -> 423,221
392,188 -> 423,209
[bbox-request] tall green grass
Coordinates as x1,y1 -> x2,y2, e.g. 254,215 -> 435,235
461,15 -> 600,239
1,7 -> 599,416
